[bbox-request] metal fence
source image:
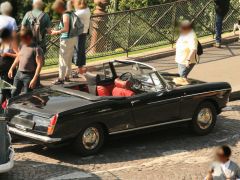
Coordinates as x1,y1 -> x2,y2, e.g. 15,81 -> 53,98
44,0 -> 240,66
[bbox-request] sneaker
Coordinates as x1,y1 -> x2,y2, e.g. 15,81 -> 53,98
72,71 -> 79,78
52,79 -> 64,85
214,42 -> 221,48
64,77 -> 71,82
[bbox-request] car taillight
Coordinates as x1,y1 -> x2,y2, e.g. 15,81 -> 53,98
47,114 -> 58,135
2,99 -> 8,110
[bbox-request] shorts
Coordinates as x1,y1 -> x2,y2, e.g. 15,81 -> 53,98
178,63 -> 195,78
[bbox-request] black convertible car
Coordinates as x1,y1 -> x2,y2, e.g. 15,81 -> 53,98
4,60 -> 231,156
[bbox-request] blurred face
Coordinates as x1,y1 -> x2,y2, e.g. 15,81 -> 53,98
215,148 -> 229,163
20,35 -> 32,45
53,4 -> 65,14
2,37 -> 12,44
180,26 -> 192,35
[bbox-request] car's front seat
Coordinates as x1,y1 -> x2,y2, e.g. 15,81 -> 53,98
85,72 -> 100,95
112,78 -> 135,97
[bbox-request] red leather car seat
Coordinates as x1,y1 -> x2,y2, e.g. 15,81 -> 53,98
97,84 -> 114,96
112,78 -> 135,97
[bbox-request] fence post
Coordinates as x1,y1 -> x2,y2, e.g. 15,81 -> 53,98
126,11 -> 132,57
171,2 -> 177,48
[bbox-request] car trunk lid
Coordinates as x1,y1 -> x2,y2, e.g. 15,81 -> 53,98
7,88 -> 93,134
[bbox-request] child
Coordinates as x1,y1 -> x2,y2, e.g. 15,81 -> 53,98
8,28 -> 44,97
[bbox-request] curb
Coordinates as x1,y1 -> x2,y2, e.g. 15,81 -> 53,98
41,35 -> 239,80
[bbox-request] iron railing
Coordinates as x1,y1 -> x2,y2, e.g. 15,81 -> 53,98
44,0 -> 240,66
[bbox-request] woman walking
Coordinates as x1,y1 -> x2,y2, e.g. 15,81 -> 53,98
174,20 -> 198,85
73,0 -> 91,77
51,0 -> 78,84
0,28 -> 18,103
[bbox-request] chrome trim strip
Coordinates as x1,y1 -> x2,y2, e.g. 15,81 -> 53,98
147,97 -> 181,105
9,127 -> 62,143
183,88 -> 232,98
109,118 -> 192,135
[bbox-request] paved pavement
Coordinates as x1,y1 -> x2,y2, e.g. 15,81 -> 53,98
1,100 -> 240,180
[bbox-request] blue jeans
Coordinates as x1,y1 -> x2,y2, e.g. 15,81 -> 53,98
216,14 -> 224,43
11,71 -> 36,97
178,63 -> 195,78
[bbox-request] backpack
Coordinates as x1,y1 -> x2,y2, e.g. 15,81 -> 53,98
196,41 -> 203,63
197,41 -> 203,56
28,11 -> 46,44
65,12 -> 84,38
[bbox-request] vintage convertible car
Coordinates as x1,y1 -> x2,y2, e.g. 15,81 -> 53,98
4,60 -> 231,156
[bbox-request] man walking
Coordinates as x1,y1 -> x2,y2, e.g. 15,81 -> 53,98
214,0 -> 230,48
21,0 -> 51,53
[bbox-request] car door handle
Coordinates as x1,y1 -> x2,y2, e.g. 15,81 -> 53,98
131,100 -> 141,104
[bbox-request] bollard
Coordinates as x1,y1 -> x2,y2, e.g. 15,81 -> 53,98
0,116 -> 8,164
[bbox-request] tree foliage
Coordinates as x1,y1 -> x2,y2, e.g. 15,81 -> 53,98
6,0 -> 176,22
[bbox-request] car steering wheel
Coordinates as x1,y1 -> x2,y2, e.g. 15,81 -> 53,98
119,72 -> 142,91
119,72 -> 133,81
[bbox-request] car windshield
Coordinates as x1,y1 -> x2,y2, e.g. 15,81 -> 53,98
103,61 -> 166,92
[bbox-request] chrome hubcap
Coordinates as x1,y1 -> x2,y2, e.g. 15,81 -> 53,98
82,127 -> 100,150
197,108 -> 213,129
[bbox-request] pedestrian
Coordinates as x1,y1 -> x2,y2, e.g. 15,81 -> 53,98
73,0 -> 91,77
21,0 -> 51,53
174,20 -> 198,86
214,0 -> 230,48
0,1 -> 18,34
205,145 -> 240,180
8,28 -> 44,97
0,28 -> 18,103
50,0 -> 78,85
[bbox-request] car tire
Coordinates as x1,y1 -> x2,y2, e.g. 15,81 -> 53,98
191,102 -> 217,136
73,124 -> 105,156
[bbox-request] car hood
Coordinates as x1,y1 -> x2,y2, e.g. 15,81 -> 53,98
8,88 -> 94,117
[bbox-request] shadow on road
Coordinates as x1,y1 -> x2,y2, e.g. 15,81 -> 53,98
0,160 -> 101,180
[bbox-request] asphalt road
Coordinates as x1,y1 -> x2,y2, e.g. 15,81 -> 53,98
1,100 -> 240,180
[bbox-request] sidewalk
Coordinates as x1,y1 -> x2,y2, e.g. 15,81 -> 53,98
42,41 -> 240,93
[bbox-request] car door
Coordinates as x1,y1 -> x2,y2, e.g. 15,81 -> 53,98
130,88 -> 183,128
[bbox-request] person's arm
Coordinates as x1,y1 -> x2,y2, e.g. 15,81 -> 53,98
1,52 -> 17,58
51,14 -> 70,35
186,34 -> 198,66
8,55 -> 20,79
45,14 -> 52,34
29,48 -> 44,89
21,12 -> 29,29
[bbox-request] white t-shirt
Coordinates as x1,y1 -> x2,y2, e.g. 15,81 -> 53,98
0,15 -> 18,32
75,8 -> 91,34
175,30 -> 198,65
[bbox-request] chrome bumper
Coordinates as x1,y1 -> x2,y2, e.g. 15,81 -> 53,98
0,148 -> 14,173
9,127 -> 62,144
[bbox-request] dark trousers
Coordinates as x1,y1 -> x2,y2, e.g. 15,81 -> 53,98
73,33 -> 87,67
215,14 -> 224,43
0,73 -> 14,104
12,71 -> 35,97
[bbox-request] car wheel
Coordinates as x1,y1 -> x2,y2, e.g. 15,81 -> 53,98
191,102 -> 217,135
73,124 -> 105,156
